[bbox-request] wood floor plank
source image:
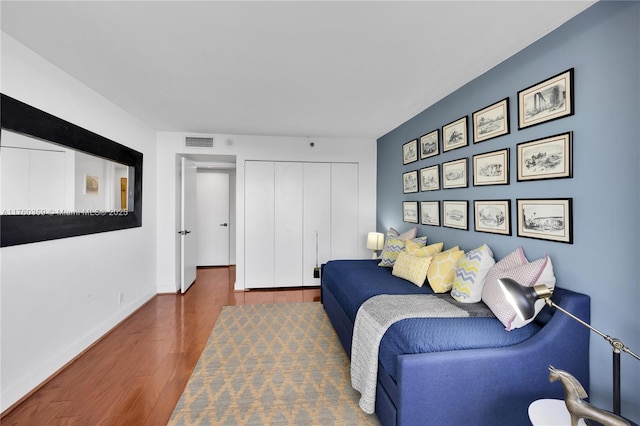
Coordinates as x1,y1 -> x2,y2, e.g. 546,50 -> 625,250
0,267 -> 321,425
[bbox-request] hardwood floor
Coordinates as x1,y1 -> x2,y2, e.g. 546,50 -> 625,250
1,266 -> 321,425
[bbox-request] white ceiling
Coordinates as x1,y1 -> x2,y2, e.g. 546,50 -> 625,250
1,1 -> 595,140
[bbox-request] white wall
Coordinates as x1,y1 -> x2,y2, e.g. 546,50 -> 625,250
0,34 -> 158,412
156,133 -> 377,292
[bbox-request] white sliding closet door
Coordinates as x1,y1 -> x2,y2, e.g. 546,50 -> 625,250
303,163 -> 331,286
331,163 -> 359,260
244,161 -> 359,289
274,162 -> 303,287
245,161 -> 275,288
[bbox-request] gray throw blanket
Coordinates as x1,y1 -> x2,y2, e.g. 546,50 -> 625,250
350,294 -> 494,414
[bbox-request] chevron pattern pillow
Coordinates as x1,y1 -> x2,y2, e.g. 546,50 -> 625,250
451,244 -> 495,303
377,236 -> 406,267
378,227 -> 426,267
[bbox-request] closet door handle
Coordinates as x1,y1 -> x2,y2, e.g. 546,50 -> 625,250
220,223 -> 228,227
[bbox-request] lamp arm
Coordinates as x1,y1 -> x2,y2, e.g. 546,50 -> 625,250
547,299 -> 640,361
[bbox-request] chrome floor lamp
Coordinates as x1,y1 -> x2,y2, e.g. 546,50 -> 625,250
499,278 -> 639,422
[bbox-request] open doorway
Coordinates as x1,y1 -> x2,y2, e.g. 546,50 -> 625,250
177,154 -> 236,291
197,169 -> 231,266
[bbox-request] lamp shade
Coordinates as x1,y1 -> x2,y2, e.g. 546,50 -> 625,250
366,232 -> 385,250
498,278 -> 554,321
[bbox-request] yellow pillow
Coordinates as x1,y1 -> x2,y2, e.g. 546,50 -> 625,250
427,246 -> 465,293
405,240 -> 443,257
392,251 -> 433,287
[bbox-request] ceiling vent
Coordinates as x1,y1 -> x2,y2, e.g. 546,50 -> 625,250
185,136 -> 214,148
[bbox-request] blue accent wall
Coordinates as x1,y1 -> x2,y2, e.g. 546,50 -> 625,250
377,1 -> 639,420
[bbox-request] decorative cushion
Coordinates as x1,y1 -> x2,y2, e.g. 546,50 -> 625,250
412,236 -> 428,247
405,240 -> 443,258
451,244 -> 496,303
379,234 -> 426,268
378,236 -> 405,267
481,247 -> 528,315
389,227 -> 417,240
392,251 -> 433,287
427,246 -> 465,293
482,247 -> 556,330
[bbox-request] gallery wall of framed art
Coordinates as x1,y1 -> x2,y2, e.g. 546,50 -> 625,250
398,68 -> 575,244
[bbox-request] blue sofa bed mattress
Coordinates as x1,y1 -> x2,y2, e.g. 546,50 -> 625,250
322,259 -> 540,380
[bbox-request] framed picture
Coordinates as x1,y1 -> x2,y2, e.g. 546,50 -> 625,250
517,198 -> 573,243
84,174 -> 100,195
442,158 -> 468,189
443,200 -> 468,230
403,201 -> 419,224
402,170 -> 418,193
472,98 -> 510,143
420,129 -> 439,159
518,68 -> 574,129
403,139 -> 418,164
420,165 -> 440,191
474,200 -> 511,235
472,148 -> 509,186
442,116 -> 468,152
517,132 -> 573,181
420,201 -> 440,226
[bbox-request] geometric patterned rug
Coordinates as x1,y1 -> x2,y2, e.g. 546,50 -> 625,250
168,302 -> 380,425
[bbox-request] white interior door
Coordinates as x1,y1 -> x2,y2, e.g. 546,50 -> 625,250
196,171 -> 230,266
180,157 -> 197,293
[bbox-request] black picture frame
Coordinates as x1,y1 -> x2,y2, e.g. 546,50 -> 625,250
443,200 -> 468,230
402,170 -> 418,193
517,198 -> 573,244
517,132 -> 573,181
420,201 -> 440,226
403,201 -> 419,224
472,98 -> 510,143
518,68 -> 574,129
403,139 -> 418,164
442,158 -> 468,189
472,148 -> 509,186
420,165 -> 440,191
420,129 -> 439,159
474,199 -> 511,235
442,116 -> 468,152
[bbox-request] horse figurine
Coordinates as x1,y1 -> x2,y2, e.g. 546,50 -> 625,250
548,365 -> 630,426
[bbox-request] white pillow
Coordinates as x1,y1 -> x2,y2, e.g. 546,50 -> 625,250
451,244 -> 495,303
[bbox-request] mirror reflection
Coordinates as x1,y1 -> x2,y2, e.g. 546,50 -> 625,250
1,129 -> 133,215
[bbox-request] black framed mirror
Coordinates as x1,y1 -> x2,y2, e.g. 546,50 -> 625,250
0,94 -> 143,247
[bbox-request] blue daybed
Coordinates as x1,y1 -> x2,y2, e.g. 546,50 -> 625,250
321,259 -> 590,426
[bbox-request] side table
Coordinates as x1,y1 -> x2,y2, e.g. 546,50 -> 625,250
529,399 -> 587,425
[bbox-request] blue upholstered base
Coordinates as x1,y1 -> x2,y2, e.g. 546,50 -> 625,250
321,259 -> 591,426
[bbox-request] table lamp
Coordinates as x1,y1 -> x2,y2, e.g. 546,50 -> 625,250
498,278 -> 640,419
366,232 -> 384,259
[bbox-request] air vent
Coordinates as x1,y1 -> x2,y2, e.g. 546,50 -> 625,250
185,137 -> 214,148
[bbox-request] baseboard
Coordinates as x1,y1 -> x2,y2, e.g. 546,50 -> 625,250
157,284 -> 179,294
0,291 -> 155,417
